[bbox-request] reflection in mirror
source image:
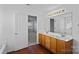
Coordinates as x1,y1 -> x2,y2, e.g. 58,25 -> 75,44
49,12 -> 72,35
50,19 -> 54,32
64,12 -> 72,35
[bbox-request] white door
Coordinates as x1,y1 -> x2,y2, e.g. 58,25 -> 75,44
14,13 -> 28,51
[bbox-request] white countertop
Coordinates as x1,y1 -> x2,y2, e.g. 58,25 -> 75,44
40,32 -> 73,42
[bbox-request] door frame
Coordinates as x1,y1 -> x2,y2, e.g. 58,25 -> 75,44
27,15 -> 38,46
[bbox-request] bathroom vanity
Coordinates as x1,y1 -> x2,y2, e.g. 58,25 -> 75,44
39,32 -> 73,54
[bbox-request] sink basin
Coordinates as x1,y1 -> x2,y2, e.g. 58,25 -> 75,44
61,35 -> 65,37
47,32 -> 61,37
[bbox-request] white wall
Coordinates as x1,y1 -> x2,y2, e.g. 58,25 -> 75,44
0,5 -> 48,52
0,7 -> 4,46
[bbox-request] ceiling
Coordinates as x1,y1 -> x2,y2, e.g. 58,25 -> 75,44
0,4 -> 62,13
26,4 -> 62,12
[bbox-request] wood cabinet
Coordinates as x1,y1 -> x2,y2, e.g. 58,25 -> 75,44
39,34 -> 45,47
44,35 -> 50,50
65,40 -> 73,54
50,37 -> 57,53
56,39 -> 65,54
39,33 -> 73,54
56,39 -> 73,54
39,34 -> 42,44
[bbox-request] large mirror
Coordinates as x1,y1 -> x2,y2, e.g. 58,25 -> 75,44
50,12 -> 72,35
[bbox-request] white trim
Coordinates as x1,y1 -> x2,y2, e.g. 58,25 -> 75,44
27,15 -> 38,47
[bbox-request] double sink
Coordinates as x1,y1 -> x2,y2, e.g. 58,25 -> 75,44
41,32 -> 73,41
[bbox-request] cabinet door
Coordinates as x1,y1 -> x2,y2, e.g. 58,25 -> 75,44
41,34 -> 45,46
45,36 -> 50,50
65,40 -> 73,54
39,34 -> 42,44
56,39 -> 65,54
50,37 -> 56,53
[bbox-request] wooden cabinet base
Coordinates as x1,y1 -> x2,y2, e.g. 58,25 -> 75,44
39,33 -> 73,54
